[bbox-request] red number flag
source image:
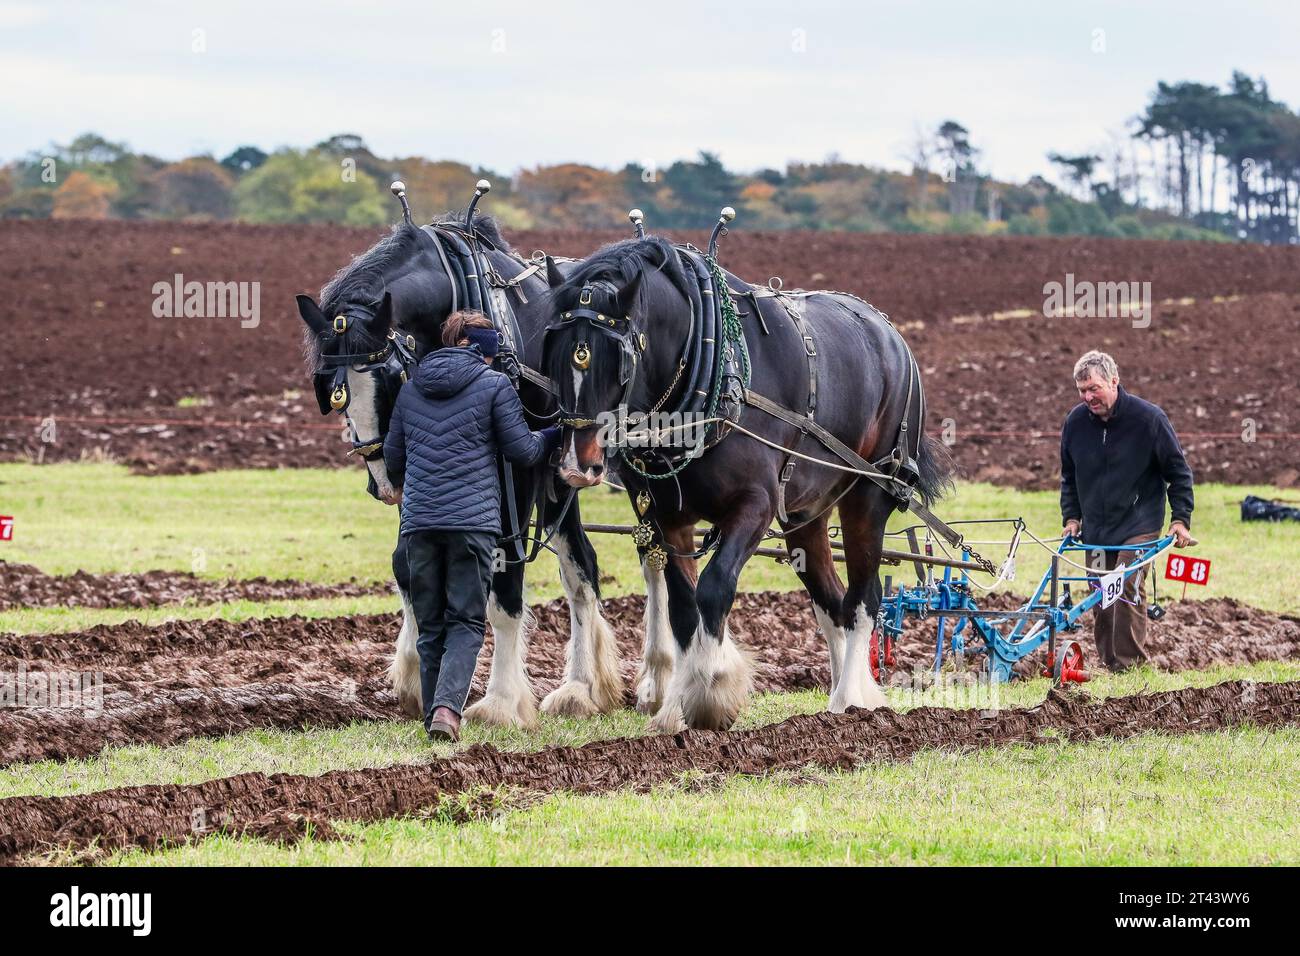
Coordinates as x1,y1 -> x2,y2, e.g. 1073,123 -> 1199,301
1165,553 -> 1210,586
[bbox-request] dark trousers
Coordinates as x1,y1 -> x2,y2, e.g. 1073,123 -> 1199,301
405,529 -> 495,726
1089,531 -> 1157,672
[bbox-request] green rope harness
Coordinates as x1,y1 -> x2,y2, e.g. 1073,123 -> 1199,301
620,254 -> 751,480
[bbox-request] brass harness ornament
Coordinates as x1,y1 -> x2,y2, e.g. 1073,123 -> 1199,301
631,488 -> 666,568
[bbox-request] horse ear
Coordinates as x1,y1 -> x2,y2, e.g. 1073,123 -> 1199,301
545,255 -> 565,289
296,295 -> 329,335
616,272 -> 643,319
372,292 -> 393,337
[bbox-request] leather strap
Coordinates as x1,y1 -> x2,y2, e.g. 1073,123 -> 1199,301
418,225 -> 460,314
773,294 -> 819,524
743,388 -> 966,553
519,366 -> 556,393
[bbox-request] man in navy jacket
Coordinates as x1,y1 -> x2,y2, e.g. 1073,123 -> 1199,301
384,311 -> 560,740
1060,350 -> 1195,671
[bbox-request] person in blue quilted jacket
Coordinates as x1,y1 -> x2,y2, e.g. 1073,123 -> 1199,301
383,310 -> 561,742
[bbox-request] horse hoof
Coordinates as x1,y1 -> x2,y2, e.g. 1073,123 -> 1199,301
540,682 -> 601,718
464,693 -> 538,730
648,705 -> 687,735
828,685 -> 888,714
396,690 -> 422,721
634,668 -> 669,715
681,699 -> 741,731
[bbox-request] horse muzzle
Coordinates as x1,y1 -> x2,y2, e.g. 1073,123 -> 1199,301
558,427 -> 607,488
559,463 -> 605,488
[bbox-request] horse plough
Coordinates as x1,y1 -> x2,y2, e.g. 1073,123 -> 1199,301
582,515 -> 1177,687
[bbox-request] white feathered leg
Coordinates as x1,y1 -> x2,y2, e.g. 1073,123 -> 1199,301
811,603 -> 846,697
828,603 -> 887,713
650,623 -> 752,733
463,597 -> 539,729
635,558 -> 675,714
541,536 -> 623,717
388,586 -> 423,720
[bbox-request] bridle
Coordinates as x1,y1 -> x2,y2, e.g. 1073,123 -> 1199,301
544,282 -> 649,429
311,312 -> 419,461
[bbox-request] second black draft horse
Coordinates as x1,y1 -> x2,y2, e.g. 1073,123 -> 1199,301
541,237 -> 952,732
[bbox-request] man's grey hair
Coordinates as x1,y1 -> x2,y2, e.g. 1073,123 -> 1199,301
1073,350 -> 1119,382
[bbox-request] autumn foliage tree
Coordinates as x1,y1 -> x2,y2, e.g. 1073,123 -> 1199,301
151,158 -> 234,220
515,164 -> 629,229
52,171 -> 117,219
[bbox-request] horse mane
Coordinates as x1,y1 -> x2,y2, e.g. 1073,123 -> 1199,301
306,212 -> 512,369
319,213 -> 511,313
549,236 -> 694,311
438,210 -> 512,253
319,222 -> 422,320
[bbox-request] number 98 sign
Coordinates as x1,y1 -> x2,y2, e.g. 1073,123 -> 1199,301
1165,554 -> 1211,586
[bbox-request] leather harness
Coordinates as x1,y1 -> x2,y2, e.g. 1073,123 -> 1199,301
539,264 -> 973,560
312,313 -> 420,460
415,223 -> 575,564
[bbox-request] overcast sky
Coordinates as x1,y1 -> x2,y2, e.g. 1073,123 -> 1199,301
3,0 -> 1296,184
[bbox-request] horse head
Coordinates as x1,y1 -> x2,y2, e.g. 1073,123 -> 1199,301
298,290 -> 412,502
543,237 -> 691,488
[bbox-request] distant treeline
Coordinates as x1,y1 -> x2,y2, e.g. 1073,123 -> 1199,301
4,72 -> 1295,243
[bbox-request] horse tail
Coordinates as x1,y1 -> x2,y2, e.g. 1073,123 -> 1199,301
915,433 -> 955,507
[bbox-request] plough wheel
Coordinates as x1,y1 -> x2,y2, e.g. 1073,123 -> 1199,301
1051,640 -> 1090,685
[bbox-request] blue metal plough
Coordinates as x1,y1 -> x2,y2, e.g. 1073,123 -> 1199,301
872,528 -> 1176,685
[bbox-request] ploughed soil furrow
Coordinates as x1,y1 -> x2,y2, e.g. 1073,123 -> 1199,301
0,560 -> 388,611
0,612 -> 392,668
6,590 -> 1296,684
0,679 -> 1294,864
0,682 -> 395,766
2,592 -> 1296,766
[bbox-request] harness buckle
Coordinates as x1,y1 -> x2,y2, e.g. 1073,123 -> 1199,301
333,315 -> 348,334
579,285 -> 594,306
803,335 -> 817,356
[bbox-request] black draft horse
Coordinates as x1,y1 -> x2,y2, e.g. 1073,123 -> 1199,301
297,215 -> 621,728
542,238 -> 952,732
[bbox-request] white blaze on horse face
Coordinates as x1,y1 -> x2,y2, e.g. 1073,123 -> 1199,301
558,367 -> 586,484
345,366 -> 393,498
559,430 -> 582,480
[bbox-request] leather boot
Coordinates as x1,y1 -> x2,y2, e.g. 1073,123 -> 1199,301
427,706 -> 461,743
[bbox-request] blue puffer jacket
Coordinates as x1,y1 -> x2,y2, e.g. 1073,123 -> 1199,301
384,347 -> 557,536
